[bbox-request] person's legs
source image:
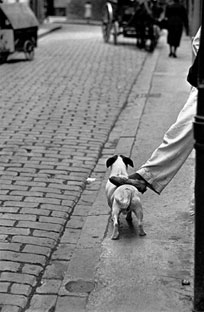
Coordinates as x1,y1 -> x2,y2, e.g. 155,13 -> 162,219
110,87 -> 197,194
169,45 -> 173,57
172,46 -> 177,58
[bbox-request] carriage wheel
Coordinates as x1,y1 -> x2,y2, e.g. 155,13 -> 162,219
102,2 -> 113,43
24,40 -> 35,61
0,52 -> 9,63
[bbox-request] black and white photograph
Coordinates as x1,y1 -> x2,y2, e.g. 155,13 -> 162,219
0,0 -> 203,311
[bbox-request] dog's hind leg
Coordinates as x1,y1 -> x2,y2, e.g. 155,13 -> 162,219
132,202 -> 146,237
111,201 -> 120,240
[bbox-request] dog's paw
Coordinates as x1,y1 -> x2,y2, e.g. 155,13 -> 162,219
111,225 -> 119,240
139,229 -> 146,236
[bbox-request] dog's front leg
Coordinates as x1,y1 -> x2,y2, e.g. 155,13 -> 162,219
111,202 -> 120,240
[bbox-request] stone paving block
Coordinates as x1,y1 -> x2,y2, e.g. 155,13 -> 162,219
0,251 -> 46,266
0,272 -> 37,286
50,183 -> 81,193
22,245 -> 51,257
46,193 -> 76,202
40,204 -> 72,213
10,283 -> 32,296
0,261 -> 20,272
4,202 -> 38,208
16,221 -> 63,232
0,227 -> 30,236
72,204 -> 91,216
30,186 -> 62,194
1,305 -> 21,312
0,213 -> 37,221
0,190 -> 10,195
12,236 -> 56,248
0,219 -> 15,227
52,244 -> 75,261
0,207 -> 19,213
55,295 -> 87,312
36,279 -> 61,294
0,243 -> 21,252
0,195 -> 23,202
33,230 -> 59,241
61,199 -> 77,207
24,197 -> 61,205
0,235 -> 8,241
60,228 -> 81,244
51,211 -> 68,218
26,294 -> 57,312
15,181 -> 46,187
0,294 -> 27,308
22,264 -> 43,276
43,261 -> 69,280
0,184 -> 28,191
20,208 -> 50,216
0,282 -> 10,292
39,216 -> 66,225
66,216 -> 85,229
10,191 -> 43,197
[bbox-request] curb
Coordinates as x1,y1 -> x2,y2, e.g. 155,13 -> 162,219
38,25 -> 62,39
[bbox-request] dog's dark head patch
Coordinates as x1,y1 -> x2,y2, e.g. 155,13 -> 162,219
106,155 -> 134,168
106,155 -> 118,168
120,155 -> 134,167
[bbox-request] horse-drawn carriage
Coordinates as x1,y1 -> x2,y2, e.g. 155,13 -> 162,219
102,0 -> 161,51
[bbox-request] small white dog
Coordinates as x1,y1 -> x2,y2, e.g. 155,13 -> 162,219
105,155 -> 146,240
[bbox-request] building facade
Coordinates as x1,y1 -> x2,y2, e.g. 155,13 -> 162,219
2,0 -> 202,34
187,0 -> 202,36
3,0 -> 45,22
52,0 -> 105,20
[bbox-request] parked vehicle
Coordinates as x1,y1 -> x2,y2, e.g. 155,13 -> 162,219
102,0 -> 160,52
0,2 -> 38,62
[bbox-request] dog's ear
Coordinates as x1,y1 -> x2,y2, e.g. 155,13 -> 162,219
120,155 -> 134,167
106,155 -> 118,168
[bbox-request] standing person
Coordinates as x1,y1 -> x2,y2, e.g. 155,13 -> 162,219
110,27 -> 200,196
84,1 -> 92,24
135,0 -> 154,49
165,0 -> 188,58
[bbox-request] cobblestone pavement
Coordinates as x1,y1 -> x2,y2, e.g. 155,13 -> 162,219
0,24 -> 149,311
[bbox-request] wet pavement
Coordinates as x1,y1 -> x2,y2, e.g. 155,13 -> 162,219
0,23 -> 194,312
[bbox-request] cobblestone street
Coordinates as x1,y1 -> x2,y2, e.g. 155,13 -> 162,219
0,24 -> 149,311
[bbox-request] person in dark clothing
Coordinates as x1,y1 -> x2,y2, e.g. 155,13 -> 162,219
135,1 -> 154,49
151,0 -> 164,20
165,0 -> 188,58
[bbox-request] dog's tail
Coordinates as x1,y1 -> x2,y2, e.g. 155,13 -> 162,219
114,188 -> 132,209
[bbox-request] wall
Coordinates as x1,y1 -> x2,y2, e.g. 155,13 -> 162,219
187,0 -> 201,36
55,0 -> 105,20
